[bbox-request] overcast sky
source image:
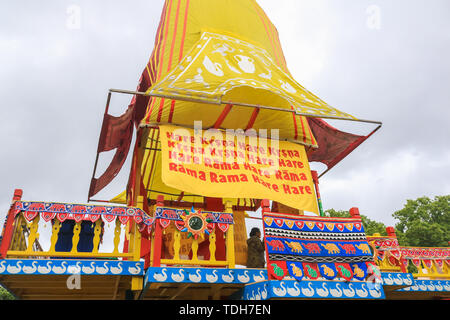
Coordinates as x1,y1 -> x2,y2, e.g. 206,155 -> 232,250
1,0 -> 449,232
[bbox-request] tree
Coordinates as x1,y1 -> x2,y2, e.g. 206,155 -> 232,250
393,195 -> 450,247
324,209 -> 387,236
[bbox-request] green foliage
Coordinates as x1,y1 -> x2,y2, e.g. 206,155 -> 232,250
0,286 -> 15,300
393,195 -> 450,247
324,209 -> 387,236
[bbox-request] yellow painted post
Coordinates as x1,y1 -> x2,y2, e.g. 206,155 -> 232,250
225,201 -> 235,268
70,221 -> 82,253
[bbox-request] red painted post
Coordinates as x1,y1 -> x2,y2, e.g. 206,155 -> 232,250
0,189 -> 23,259
152,195 -> 164,267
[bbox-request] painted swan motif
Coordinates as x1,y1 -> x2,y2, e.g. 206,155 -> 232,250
52,261 -> 68,274
95,262 -> 109,274
7,261 -> 23,274
343,283 -> 355,298
393,273 -> 404,285
369,283 -> 383,298
260,284 -> 268,300
82,262 -> 96,274
329,283 -> 342,298
403,275 -> 413,285
253,270 -> 266,282
383,273 -> 394,285
110,262 -> 123,275
356,283 -> 368,298
418,281 -> 427,291
0,260 -> 6,273
273,281 -> 287,297
316,283 -> 329,298
128,263 -> 142,275
67,261 -> 82,274
222,270 -> 234,283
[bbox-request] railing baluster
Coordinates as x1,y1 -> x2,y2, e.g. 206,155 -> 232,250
191,238 -> 199,262
113,219 -> 121,254
173,229 -> 181,262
